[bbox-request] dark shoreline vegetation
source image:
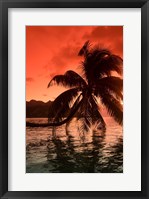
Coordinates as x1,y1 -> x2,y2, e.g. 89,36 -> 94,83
26,41 -> 123,131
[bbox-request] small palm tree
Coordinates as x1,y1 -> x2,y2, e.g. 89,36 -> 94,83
47,41 -> 123,131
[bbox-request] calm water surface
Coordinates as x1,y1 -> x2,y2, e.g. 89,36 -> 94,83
26,117 -> 123,173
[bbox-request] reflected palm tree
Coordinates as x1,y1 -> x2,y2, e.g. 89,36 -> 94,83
46,131 -> 122,173
46,129 -> 106,173
47,135 -> 76,172
97,137 -> 123,173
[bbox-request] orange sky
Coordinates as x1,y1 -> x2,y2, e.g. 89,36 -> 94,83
26,26 -> 123,102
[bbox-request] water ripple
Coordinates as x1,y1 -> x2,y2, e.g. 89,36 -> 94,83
26,117 -> 123,173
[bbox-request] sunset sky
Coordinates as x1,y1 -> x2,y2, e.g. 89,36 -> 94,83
26,26 -> 123,102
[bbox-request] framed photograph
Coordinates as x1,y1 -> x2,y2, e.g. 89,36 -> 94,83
0,0 -> 148,198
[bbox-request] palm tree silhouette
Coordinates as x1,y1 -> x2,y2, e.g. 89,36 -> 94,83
27,41 -> 123,130
48,41 -> 122,130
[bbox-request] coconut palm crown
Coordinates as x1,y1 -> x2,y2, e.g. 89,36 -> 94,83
47,41 -> 123,131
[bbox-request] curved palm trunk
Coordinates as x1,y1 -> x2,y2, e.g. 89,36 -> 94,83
26,99 -> 83,127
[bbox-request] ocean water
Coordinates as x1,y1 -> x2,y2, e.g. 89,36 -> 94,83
26,117 -> 123,173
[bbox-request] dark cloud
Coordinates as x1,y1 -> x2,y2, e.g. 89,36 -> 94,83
26,77 -> 34,82
82,26 -> 123,57
83,26 -> 122,41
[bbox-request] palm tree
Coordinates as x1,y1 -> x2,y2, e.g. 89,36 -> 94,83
27,41 -> 123,131
48,41 -> 122,130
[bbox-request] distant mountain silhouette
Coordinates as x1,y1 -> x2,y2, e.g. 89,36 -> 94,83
26,99 -> 109,118
26,100 -> 53,118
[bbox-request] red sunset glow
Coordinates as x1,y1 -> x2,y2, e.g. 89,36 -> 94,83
26,26 -> 123,102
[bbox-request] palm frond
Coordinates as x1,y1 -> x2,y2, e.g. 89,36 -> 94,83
79,46 -> 122,84
70,93 -> 83,109
89,96 -> 106,130
77,95 -> 106,131
76,95 -> 92,133
94,54 -> 123,78
78,40 -> 90,56
97,91 -> 123,125
54,94 -> 83,123
77,117 -> 91,133
48,87 -> 80,122
48,70 -> 86,88
89,47 -> 111,61
94,77 -> 123,100
47,95 -> 84,126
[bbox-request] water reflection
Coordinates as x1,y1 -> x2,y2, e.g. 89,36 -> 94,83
46,129 -> 122,173
26,118 -> 123,173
